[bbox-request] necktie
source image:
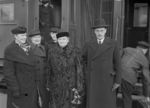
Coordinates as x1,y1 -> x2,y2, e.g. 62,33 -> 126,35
98,39 -> 102,44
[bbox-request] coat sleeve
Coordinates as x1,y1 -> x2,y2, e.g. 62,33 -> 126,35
113,41 -> 122,84
3,59 -> 20,96
82,43 -> 88,66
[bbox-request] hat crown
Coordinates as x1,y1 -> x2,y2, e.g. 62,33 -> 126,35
50,27 -> 60,33
11,26 -> 27,34
138,41 -> 150,48
92,18 -> 108,29
29,30 -> 41,37
56,32 -> 69,38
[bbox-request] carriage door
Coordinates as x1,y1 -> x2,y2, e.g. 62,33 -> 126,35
27,0 -> 39,34
124,0 -> 149,47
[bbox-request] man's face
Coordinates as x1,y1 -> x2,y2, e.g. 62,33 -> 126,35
57,36 -> 69,48
142,48 -> 148,54
31,35 -> 42,45
50,32 -> 57,41
94,27 -> 107,40
15,33 -> 27,44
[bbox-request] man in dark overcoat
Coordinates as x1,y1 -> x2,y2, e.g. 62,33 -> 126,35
82,19 -> 121,108
29,30 -> 49,108
3,26 -> 39,108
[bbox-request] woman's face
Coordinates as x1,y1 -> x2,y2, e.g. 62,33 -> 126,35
57,36 -> 69,48
15,33 -> 27,44
31,35 -> 42,45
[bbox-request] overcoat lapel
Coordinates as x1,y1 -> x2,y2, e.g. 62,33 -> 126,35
89,38 -> 99,57
31,45 -> 46,57
5,42 -> 35,66
92,38 -> 112,60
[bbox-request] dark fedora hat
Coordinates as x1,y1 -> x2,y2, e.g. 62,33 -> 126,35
41,0 -> 49,4
56,32 -> 69,39
29,30 -> 41,37
11,26 -> 27,34
91,18 -> 108,29
137,41 -> 150,49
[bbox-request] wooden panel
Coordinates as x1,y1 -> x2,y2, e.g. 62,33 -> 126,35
27,0 -> 39,34
0,0 -> 27,59
61,0 -> 70,31
113,0 -> 125,48
101,0 -> 114,38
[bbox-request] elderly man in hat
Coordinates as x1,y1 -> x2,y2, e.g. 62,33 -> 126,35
29,30 -> 49,108
3,26 -> 41,108
82,19 -> 121,108
121,41 -> 150,108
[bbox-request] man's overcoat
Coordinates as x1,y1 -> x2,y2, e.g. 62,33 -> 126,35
82,37 -> 121,108
30,45 -> 49,108
3,41 -> 39,108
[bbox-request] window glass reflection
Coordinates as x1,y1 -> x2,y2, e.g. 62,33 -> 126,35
133,3 -> 148,27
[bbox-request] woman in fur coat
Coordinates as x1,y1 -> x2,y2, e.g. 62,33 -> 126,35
47,32 -> 84,108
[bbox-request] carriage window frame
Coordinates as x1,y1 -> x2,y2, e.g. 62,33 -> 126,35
0,3 -> 15,24
133,3 -> 148,27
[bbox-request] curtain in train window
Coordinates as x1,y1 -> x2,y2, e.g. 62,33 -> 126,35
0,3 -> 14,24
133,3 -> 148,27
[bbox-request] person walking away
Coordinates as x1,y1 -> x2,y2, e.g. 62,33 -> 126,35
121,41 -> 150,108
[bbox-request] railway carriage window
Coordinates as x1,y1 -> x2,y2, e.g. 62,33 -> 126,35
133,3 -> 148,27
0,3 -> 14,24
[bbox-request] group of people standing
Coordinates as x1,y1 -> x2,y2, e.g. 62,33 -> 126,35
3,18 -> 150,108
3,26 -> 84,108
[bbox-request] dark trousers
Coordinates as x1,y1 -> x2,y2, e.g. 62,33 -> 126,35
121,79 -> 134,108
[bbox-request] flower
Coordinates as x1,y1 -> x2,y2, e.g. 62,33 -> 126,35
71,88 -> 82,105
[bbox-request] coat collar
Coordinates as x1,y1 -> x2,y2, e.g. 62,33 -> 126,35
89,38 -> 113,60
5,42 -> 35,66
31,45 -> 46,57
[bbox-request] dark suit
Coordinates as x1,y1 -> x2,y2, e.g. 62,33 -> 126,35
3,41 -> 39,108
82,37 -> 121,108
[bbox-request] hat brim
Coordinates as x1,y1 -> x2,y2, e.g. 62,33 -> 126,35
29,33 -> 41,37
91,25 -> 108,29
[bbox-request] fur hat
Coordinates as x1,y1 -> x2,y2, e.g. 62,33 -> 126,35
11,26 -> 27,34
56,32 -> 69,38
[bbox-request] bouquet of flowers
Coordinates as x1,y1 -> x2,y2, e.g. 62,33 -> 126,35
71,88 -> 82,105
138,97 -> 150,108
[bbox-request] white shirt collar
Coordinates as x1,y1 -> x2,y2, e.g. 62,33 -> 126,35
97,38 -> 105,44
